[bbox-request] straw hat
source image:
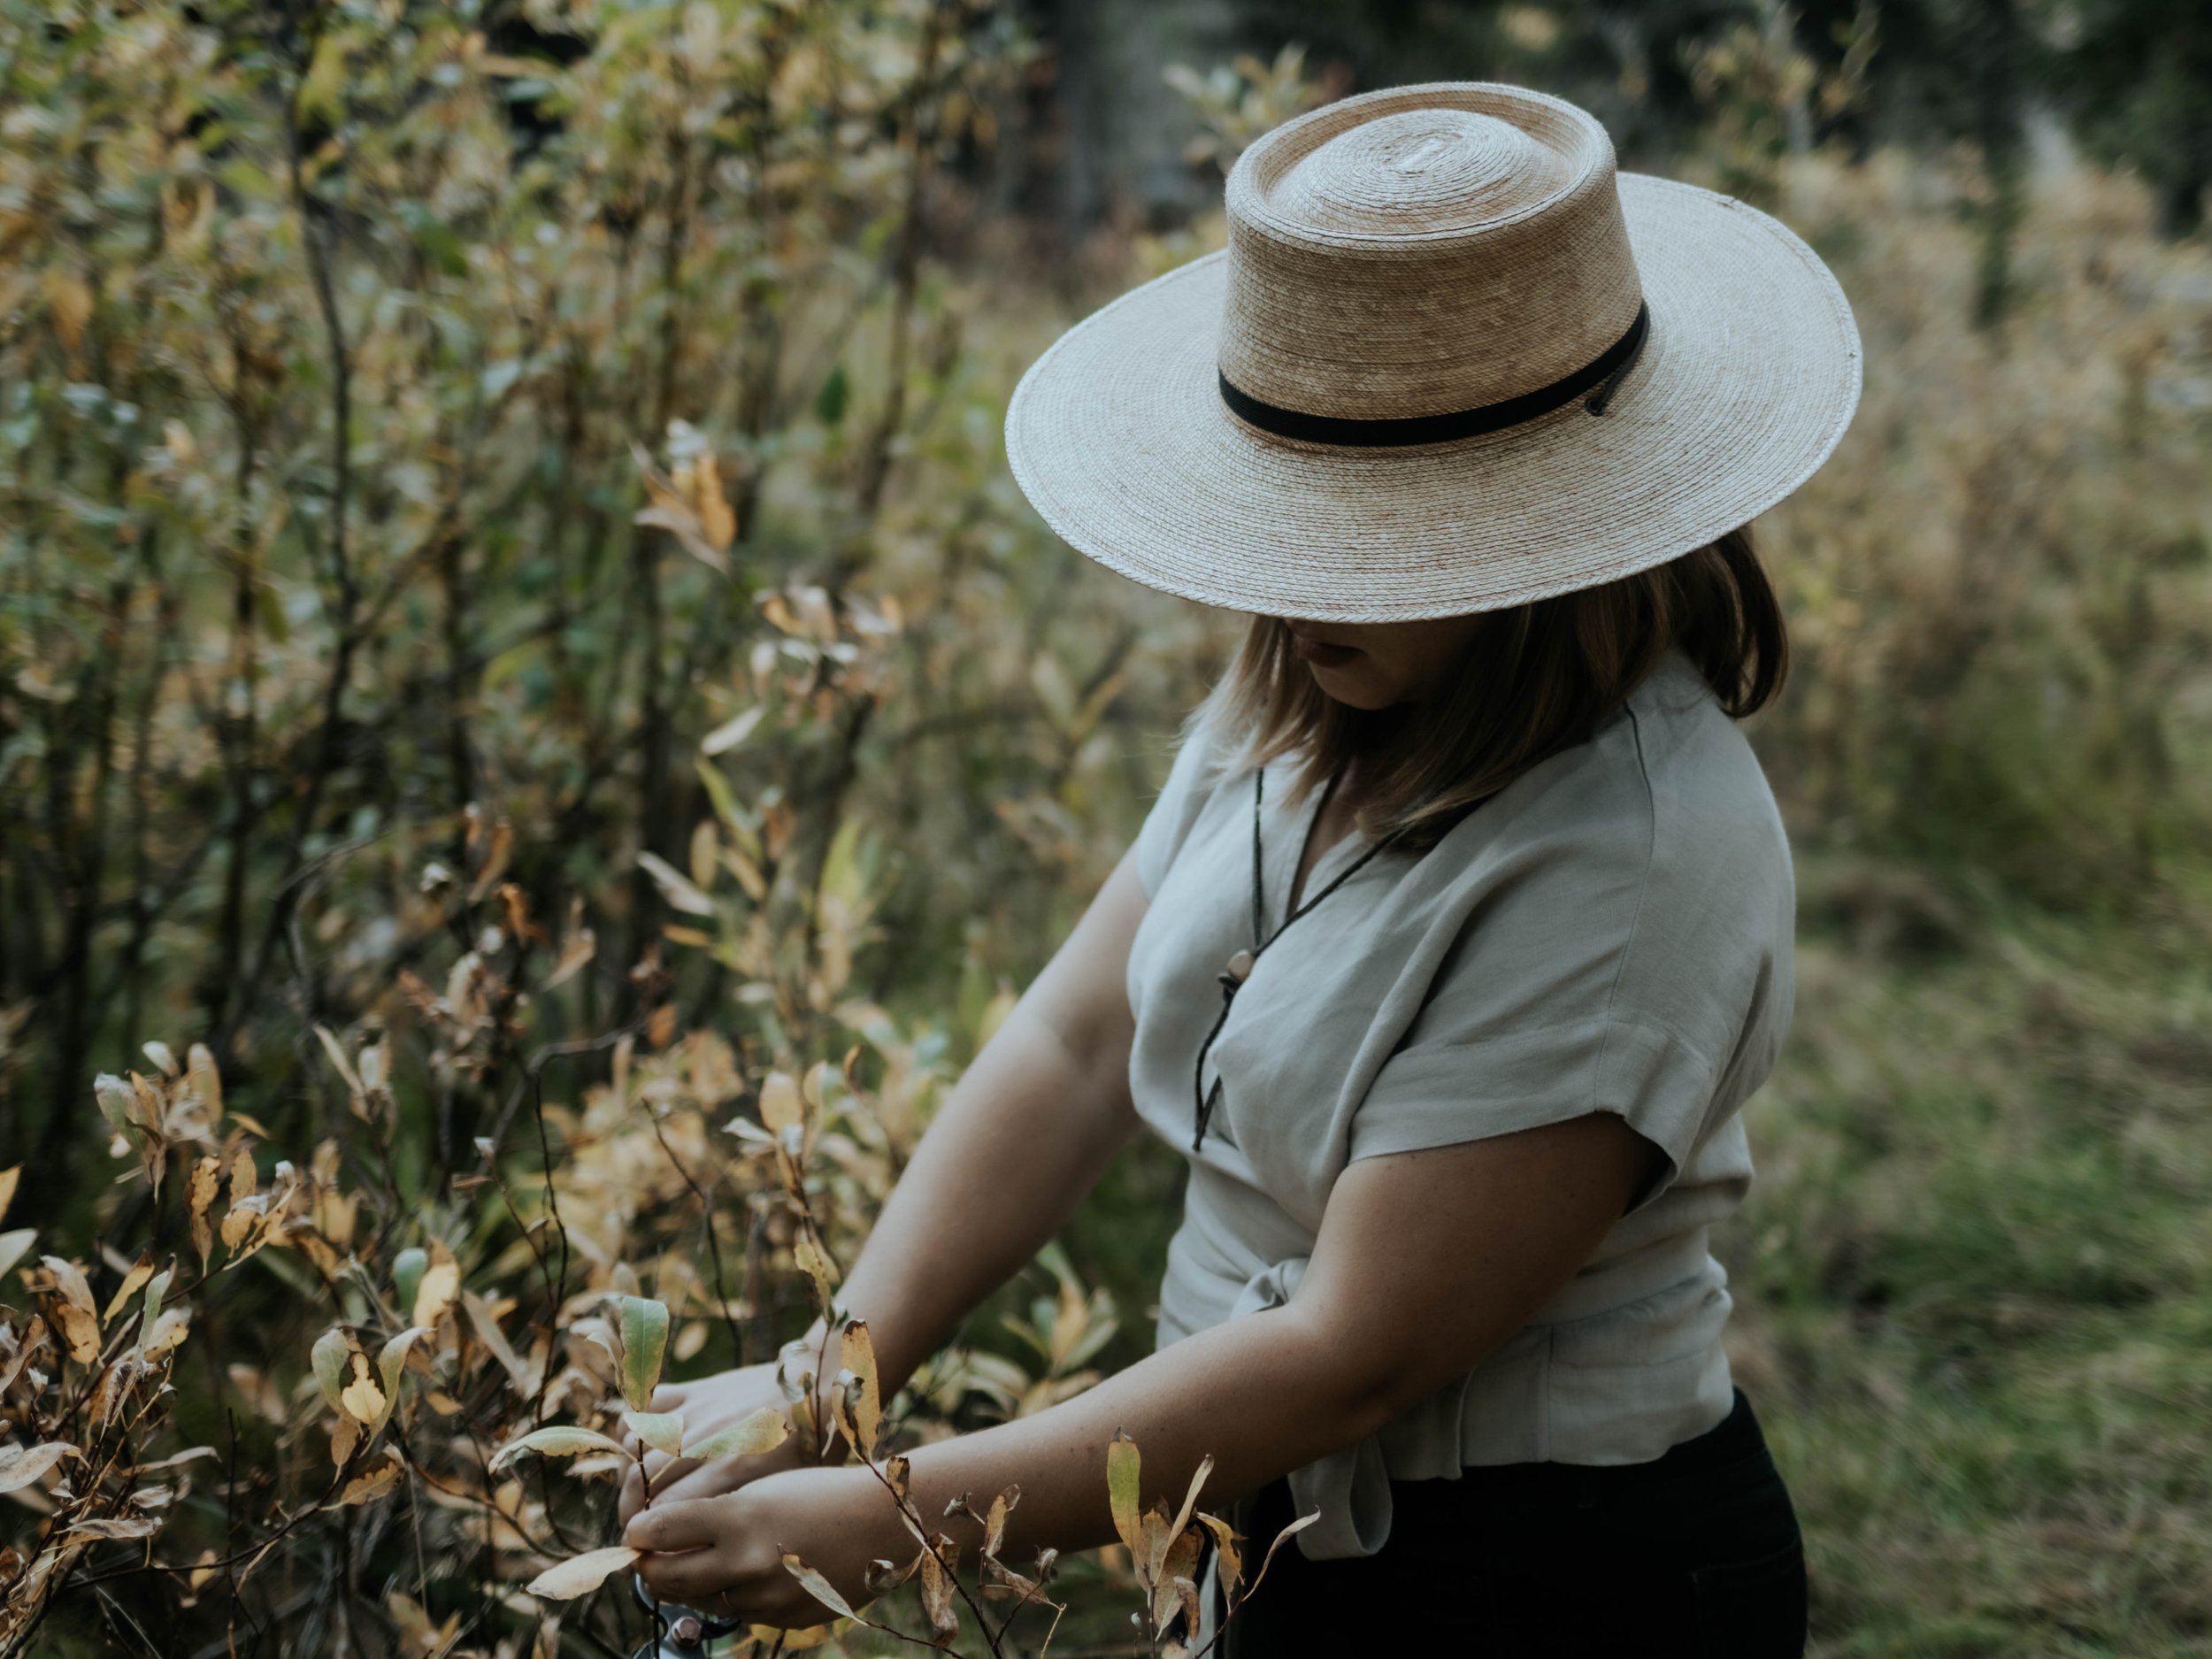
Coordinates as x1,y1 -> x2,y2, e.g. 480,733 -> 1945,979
1003,81 -> 1862,623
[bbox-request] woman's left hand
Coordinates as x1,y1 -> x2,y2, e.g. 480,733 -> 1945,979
624,1463 -> 896,1630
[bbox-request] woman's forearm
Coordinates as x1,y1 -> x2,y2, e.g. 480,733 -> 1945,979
792,994 -> 1139,1398
845,1303 -> 1384,1566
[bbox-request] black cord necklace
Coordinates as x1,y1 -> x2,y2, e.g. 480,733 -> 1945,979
1190,761 -> 1415,1152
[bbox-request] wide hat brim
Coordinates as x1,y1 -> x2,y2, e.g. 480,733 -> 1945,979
1004,173 -> 1862,623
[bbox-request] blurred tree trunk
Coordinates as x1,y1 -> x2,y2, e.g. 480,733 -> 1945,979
1967,0 -> 2024,334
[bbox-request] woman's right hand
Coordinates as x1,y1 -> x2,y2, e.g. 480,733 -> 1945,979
615,1360 -> 822,1529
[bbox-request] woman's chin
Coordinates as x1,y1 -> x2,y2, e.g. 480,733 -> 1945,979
1306,664 -> 1398,710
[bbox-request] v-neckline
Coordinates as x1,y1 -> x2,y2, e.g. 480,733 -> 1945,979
1271,758 -> 1364,927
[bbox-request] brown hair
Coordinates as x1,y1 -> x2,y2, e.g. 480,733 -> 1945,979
1196,526 -> 1788,855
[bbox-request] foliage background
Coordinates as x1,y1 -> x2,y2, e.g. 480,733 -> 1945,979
2,1 -> 2208,1655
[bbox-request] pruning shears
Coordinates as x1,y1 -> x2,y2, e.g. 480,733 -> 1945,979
630,1571 -> 746,1657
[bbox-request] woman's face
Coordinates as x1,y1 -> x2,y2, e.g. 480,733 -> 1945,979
1271,613 -> 1487,710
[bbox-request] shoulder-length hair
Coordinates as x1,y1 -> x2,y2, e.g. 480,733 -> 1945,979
1194,525 -> 1788,855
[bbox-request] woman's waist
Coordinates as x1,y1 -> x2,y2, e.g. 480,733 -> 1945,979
1161,1194 -> 1719,1339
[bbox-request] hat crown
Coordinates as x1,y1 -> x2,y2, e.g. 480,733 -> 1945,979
1219,83 -> 1644,424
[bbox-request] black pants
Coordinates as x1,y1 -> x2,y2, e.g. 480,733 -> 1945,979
1215,1386 -> 1807,1658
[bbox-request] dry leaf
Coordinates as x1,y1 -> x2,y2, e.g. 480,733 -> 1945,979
39,1256 -> 101,1363
837,1321 -> 881,1458
918,1542 -> 959,1641
488,1426 -> 631,1472
780,1553 -> 857,1622
102,1251 -> 156,1324
62,1513 -> 161,1540
187,1156 -> 221,1267
0,1441 -> 81,1494
636,851 -> 714,918
335,1446 -> 405,1507
1106,1429 -> 1141,1556
412,1251 -> 460,1331
526,1544 -> 638,1600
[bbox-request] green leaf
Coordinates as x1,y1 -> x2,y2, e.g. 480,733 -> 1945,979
296,29 -> 350,132
624,1409 -> 685,1458
616,1296 -> 670,1412
391,1247 -> 427,1317
684,1406 -> 789,1461
814,365 -> 849,427
311,1329 -> 350,1413
375,1326 -> 431,1431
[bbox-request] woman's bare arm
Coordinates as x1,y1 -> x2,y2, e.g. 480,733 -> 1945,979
627,845 -> 1152,1509
797,842 -> 1152,1394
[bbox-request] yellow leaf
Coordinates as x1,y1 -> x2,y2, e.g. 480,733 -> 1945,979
683,1406 -> 788,1461
335,1446 -> 404,1507
185,1044 -> 224,1117
526,1545 -> 638,1600
695,451 -> 736,552
40,1256 -> 102,1363
187,1156 -> 221,1267
43,268 -> 92,353
1152,1525 -> 1200,1628
759,1071 -> 803,1134
412,1256 -> 459,1331
1168,1453 -> 1214,1546
837,1321 -> 881,1460
793,1231 -> 839,1312
0,1165 -> 17,1225
1106,1430 -> 1142,1556
103,1251 -> 156,1324
340,1352 -> 387,1425
780,1553 -> 856,1621
918,1544 -> 958,1640
983,1485 -> 1018,1559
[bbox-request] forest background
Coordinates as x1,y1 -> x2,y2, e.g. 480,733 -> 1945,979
2,0 -> 2208,1655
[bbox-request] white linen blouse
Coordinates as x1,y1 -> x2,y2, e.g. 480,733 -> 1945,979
1124,644 -> 1795,1578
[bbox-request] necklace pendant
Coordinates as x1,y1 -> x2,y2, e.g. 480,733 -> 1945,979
1224,949 -> 1255,984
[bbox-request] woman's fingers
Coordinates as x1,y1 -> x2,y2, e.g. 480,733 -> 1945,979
646,1456 -> 754,1509
626,1496 -> 724,1554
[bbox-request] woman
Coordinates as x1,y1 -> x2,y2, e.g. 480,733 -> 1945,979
618,81 -> 1859,1655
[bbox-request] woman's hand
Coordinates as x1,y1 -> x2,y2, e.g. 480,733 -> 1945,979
616,1360 -> 823,1530
626,1463 -> 895,1631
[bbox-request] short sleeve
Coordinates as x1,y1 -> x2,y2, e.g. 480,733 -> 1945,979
1133,701 -> 1229,897
1345,709 -> 1793,1220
